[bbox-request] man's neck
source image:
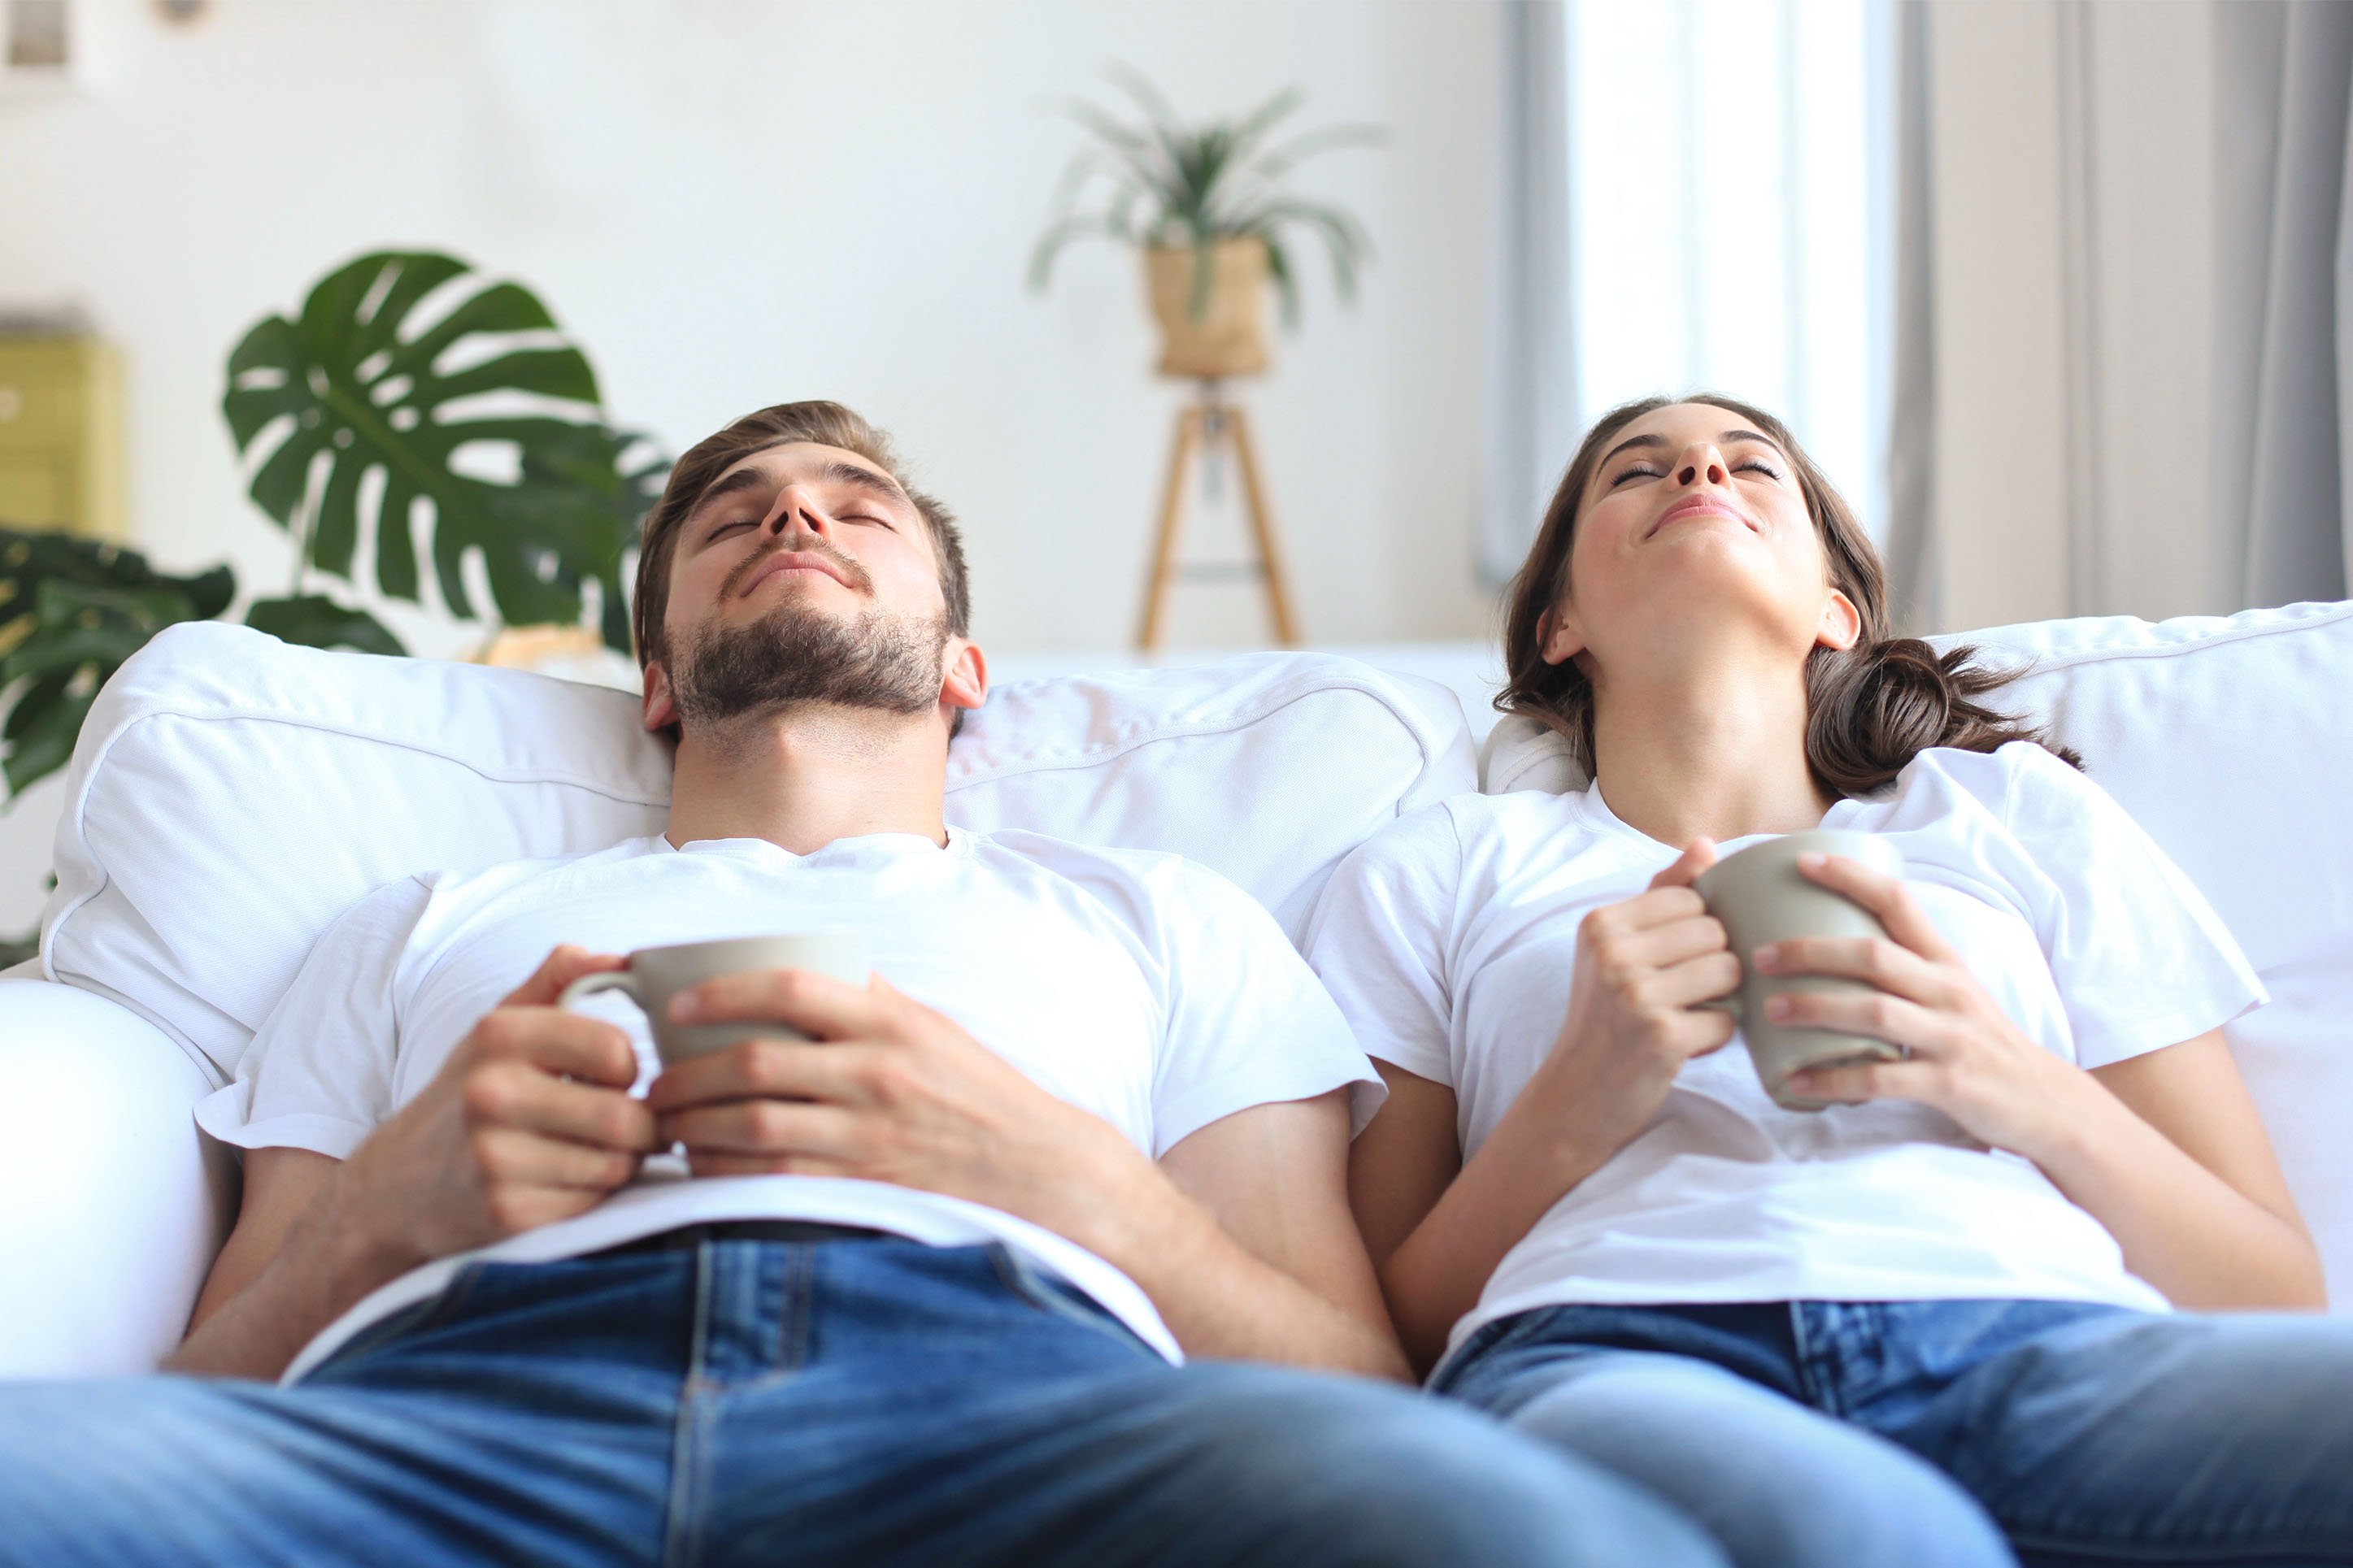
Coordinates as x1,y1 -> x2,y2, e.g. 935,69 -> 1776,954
664,706 -> 949,856
1587,640 -> 1835,849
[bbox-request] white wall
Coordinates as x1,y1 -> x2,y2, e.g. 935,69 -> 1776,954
0,0 -> 1501,652
0,0 -> 1499,928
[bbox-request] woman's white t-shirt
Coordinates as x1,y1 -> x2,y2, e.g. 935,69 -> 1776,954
1305,741 -> 2266,1364
197,827 -> 1378,1381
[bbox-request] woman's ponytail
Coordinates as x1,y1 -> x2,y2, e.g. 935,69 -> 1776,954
1803,638 -> 2080,797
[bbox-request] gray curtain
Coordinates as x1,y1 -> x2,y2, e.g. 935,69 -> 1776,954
2212,0 -> 2353,611
1477,0 -> 1577,587
1882,0 -> 1940,633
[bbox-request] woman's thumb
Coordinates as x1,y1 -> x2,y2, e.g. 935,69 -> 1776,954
1646,836 -> 1720,892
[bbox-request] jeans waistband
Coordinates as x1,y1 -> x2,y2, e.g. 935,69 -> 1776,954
594,1219 -> 892,1257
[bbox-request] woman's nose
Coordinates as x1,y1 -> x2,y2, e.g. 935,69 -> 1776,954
1674,445 -> 1729,487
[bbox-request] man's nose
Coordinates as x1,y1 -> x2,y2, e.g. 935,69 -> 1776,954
1673,444 -> 1730,488
762,484 -> 832,541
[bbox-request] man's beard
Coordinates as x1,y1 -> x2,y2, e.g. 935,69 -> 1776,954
670,597 -> 949,728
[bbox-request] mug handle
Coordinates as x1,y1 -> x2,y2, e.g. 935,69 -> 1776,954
559,969 -> 643,1014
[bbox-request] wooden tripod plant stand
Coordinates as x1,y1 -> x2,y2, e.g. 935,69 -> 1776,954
1135,387 -> 1299,651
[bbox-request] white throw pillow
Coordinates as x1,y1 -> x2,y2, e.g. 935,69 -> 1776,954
41,623 -> 1474,1086
1478,599 -> 2353,1305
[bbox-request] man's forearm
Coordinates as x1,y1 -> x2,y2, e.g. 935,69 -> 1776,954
1067,1172 -> 1412,1381
167,1185 -> 419,1381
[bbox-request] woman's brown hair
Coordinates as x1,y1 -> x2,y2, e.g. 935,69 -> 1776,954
1498,392 -> 2077,795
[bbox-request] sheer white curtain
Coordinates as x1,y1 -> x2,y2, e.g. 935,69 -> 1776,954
1481,0 -> 1894,583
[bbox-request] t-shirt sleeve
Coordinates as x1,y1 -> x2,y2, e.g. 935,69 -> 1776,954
1301,801 -> 1463,1090
192,876 -> 435,1159
1994,741 -> 2267,1068
1142,858 -> 1385,1153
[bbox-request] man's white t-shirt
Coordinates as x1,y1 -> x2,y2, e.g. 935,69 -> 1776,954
196,827 -> 1378,1381
1305,741 -> 2266,1366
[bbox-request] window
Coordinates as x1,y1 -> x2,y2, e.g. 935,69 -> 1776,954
1568,0 -> 1894,534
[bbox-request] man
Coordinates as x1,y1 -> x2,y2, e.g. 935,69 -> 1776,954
0,403 -> 1721,1567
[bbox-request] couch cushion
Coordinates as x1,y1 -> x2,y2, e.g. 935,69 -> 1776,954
1480,599 -> 2353,1305
41,623 -> 1474,1086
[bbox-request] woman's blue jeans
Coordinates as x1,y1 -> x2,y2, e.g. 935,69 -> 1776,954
1435,1297 -> 2353,1568
0,1235 -> 1726,1568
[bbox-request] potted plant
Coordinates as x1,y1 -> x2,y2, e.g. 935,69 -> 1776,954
1029,69 -> 1380,380
0,250 -> 667,802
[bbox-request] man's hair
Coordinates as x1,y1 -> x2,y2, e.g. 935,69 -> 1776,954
631,401 -> 971,670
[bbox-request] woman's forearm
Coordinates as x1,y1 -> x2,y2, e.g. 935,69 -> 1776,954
1379,1077 -> 1620,1373
2026,1075 -> 2325,1310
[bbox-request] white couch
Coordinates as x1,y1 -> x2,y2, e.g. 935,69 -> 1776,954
2,602 -> 2347,1380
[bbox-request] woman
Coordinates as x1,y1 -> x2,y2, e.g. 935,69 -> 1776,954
1307,393 -> 2353,1568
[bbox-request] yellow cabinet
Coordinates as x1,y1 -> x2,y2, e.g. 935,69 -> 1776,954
0,338 -> 124,540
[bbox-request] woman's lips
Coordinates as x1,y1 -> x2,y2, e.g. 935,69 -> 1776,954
1647,497 -> 1751,537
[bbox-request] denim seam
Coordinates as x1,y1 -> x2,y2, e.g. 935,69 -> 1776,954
662,1244 -> 718,1568
741,1241 -> 816,1392
1786,1302 -> 1849,1418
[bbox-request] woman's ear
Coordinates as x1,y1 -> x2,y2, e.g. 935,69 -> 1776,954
1816,589 -> 1863,653
1540,604 -> 1587,667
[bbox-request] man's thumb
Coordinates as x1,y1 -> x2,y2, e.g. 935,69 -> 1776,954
505,944 -> 626,1007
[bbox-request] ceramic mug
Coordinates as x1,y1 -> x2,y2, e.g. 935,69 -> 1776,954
558,932 -> 870,1065
1694,830 -> 1908,1110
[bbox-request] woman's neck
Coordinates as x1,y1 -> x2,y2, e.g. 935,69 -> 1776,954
1586,648 -> 1836,849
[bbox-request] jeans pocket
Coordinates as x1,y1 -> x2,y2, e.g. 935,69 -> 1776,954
1429,1306 -> 1581,1401
983,1244 -> 1155,1357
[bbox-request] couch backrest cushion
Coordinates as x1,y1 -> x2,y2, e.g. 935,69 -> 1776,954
1481,599 -> 2353,1305
43,623 -> 1474,1086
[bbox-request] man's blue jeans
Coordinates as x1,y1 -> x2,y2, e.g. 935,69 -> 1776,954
1435,1297 -> 2353,1568
0,1234 -> 1725,1567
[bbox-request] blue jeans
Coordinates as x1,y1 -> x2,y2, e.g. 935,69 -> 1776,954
1435,1298 -> 2353,1568
0,1236 -> 1727,1567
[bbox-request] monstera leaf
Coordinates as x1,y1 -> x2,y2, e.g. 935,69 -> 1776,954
517,423 -> 672,653
0,528 -> 234,795
222,250 -> 659,649
243,593 -> 406,658
0,528 -> 402,797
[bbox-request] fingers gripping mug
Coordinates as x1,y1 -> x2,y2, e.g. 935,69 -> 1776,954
559,932 -> 870,1066
1693,831 -> 1908,1112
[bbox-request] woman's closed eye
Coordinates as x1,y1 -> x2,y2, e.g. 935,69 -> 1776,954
1607,458 -> 1782,487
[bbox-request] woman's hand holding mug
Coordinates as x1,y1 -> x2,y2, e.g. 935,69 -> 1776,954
1532,840 -> 1743,1161
1758,851 -> 2092,1155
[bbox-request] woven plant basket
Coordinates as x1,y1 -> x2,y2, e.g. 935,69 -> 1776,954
1144,237 -> 1271,380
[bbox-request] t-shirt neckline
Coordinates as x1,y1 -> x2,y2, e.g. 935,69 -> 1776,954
652,823 -> 975,864
1575,780 -> 1859,858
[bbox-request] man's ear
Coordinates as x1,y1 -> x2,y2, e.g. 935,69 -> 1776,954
1539,604 -> 1587,667
641,659 -> 678,732
941,637 -> 987,723
1816,588 -> 1863,653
